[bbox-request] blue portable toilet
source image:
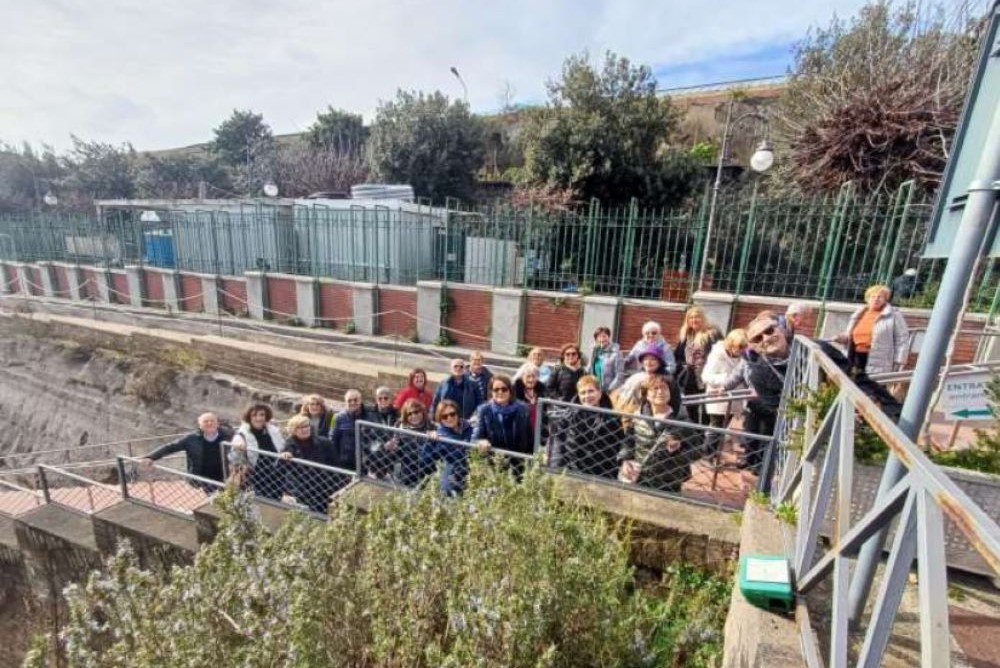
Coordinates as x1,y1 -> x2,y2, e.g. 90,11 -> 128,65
143,230 -> 176,268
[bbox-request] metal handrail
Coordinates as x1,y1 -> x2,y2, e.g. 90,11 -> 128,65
771,337 -> 1000,667
37,464 -> 122,515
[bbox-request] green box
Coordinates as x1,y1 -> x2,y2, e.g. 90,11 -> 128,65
739,554 -> 794,613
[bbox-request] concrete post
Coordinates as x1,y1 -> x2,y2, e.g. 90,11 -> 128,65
693,291 -> 736,331
416,280 -> 443,343
491,288 -> 525,355
38,263 -> 56,297
157,270 -> 180,312
93,268 -> 111,303
293,276 -> 318,327
62,264 -> 83,301
13,263 -> 32,296
200,275 -> 220,315
0,262 -> 12,294
124,265 -> 144,308
352,283 -> 377,335
579,295 -> 620,354
244,271 -> 266,321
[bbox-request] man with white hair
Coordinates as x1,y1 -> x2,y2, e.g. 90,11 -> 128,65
142,412 -> 233,482
781,301 -> 814,340
331,389 -> 375,470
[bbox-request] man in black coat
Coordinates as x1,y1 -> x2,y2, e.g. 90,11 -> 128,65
142,412 -> 233,483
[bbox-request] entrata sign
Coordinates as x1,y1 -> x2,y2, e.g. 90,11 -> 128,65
940,370 -> 992,421
924,2 -> 1000,258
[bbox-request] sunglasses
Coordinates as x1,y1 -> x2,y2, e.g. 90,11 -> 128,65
492,386 -> 510,393
440,411 -> 458,420
749,325 -> 777,344
376,395 -> 391,401
452,364 -> 466,370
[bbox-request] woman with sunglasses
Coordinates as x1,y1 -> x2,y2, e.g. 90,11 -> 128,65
547,343 -> 587,403
384,399 -> 435,486
422,399 -> 473,496
625,320 -> 676,375
473,374 -> 533,478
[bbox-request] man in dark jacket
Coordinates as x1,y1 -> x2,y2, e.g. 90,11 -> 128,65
331,389 -> 376,470
431,359 -> 483,419
142,412 -> 233,484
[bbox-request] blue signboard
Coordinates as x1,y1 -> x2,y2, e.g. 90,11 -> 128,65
923,2 -> 1000,258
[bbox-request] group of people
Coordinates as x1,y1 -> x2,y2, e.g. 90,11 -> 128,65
142,282 -> 911,509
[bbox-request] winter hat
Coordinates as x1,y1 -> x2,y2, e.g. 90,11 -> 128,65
636,341 -> 667,367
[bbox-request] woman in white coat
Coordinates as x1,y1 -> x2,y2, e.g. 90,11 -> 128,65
701,329 -> 748,460
231,403 -> 287,500
837,284 -> 910,376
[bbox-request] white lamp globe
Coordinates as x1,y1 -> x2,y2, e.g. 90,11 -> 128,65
43,191 -> 58,206
749,141 -> 774,173
263,182 -> 279,198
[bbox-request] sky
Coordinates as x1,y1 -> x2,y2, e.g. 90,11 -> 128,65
0,0 -> 879,152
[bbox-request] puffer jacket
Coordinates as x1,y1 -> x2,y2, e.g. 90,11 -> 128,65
843,304 -> 910,375
701,341 -> 745,417
588,342 -> 626,393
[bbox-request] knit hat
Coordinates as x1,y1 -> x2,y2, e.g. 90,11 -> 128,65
636,341 -> 667,367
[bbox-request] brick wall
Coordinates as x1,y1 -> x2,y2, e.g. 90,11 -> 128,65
81,269 -> 100,300
266,276 -> 297,320
619,302 -> 686,347
29,267 -> 44,296
731,298 -> 819,333
144,271 -> 165,308
110,272 -> 130,304
522,295 -> 582,353
318,282 -> 353,328
445,287 -> 492,349
219,278 -> 248,315
53,265 -> 70,297
377,287 -> 417,337
178,274 -> 204,312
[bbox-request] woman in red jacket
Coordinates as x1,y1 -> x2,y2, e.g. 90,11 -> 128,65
393,368 -> 434,410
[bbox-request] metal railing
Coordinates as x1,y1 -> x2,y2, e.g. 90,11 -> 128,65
116,456 -> 224,517
37,464 -> 122,515
0,476 -> 43,516
769,337 -> 1000,667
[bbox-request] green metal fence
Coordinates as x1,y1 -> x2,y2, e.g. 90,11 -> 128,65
2,182 -> 996,308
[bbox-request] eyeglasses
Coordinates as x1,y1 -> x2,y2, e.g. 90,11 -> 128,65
440,411 -> 458,420
749,325 -> 777,344
452,364 -> 466,370
492,386 -> 510,394
564,351 -> 579,358
347,398 -> 361,404
376,395 -> 391,401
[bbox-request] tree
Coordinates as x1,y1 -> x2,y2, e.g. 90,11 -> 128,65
775,0 -> 984,194
519,51 -> 700,208
61,136 -> 137,206
368,90 -> 485,202
305,107 -> 368,153
133,153 -> 233,199
0,142 -> 64,213
270,143 -> 369,197
210,110 -> 274,195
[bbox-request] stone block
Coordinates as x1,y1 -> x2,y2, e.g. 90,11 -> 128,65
491,288 -> 525,355
125,265 -> 144,307
244,271 -> 266,321
416,281 -> 443,343
352,283 -> 376,335
579,295 -> 620,353
294,276 -> 317,327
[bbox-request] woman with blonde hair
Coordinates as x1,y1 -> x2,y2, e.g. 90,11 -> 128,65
674,306 -> 722,424
701,328 -> 749,460
298,394 -> 335,439
837,284 -> 910,376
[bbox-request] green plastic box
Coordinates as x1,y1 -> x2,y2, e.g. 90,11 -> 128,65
739,554 -> 794,613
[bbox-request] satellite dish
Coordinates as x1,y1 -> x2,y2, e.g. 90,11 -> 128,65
263,182 -> 279,198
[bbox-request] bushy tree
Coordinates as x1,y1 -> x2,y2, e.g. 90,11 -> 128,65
270,143 -> 370,197
306,107 -> 368,153
775,0 -> 984,194
61,136 -> 137,205
519,51 -> 700,208
27,460 -> 730,668
133,153 -> 232,199
0,142 -> 64,213
368,90 -> 485,203
210,110 -> 275,195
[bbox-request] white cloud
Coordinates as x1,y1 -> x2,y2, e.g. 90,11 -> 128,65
0,0 -> 875,151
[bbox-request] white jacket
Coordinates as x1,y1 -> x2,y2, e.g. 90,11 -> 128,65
232,422 -> 285,466
843,304 -> 910,375
701,341 -> 745,416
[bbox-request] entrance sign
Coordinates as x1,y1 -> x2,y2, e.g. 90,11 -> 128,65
940,370 -> 993,420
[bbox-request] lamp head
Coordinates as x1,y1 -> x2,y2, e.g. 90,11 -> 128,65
750,140 -> 774,173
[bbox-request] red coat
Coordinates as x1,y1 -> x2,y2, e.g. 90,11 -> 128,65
393,385 -> 433,410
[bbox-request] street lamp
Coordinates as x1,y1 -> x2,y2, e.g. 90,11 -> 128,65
42,191 -> 58,207
263,182 -> 279,198
696,99 -> 774,291
450,66 -> 469,104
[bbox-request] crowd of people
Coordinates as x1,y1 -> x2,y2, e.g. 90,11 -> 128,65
142,284 -> 911,511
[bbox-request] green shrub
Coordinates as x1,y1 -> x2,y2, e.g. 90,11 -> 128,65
32,460 -> 730,667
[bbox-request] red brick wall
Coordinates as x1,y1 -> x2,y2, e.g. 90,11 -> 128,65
618,303 -> 686,348
1,265 -> 17,294
318,283 -> 353,328
53,266 -> 70,297
266,277 -> 297,320
446,287 -> 492,348
220,278 -> 248,315
81,269 -> 100,300
522,295 -> 582,354
732,298 -> 820,335
377,287 -> 417,337
29,267 -> 44,296
110,272 -> 130,304
144,271 -> 165,308
179,274 -> 204,312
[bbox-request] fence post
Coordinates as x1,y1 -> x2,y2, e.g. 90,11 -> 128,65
116,458 -> 129,500
522,205 -> 534,288
817,182 -> 854,302
688,184 -> 712,298
618,199 -> 638,298
733,180 -> 760,299
37,466 -> 50,503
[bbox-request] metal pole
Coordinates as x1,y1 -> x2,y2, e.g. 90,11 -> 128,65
847,100 -> 1000,624
697,98 -> 734,292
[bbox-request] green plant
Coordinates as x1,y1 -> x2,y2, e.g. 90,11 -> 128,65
282,316 -> 304,327
577,282 -> 594,297
775,502 -> 799,526
517,344 -> 532,357
688,141 -> 718,164
124,363 -> 177,405
37,460 -> 701,668
548,295 -> 567,308
748,490 -> 770,507
342,320 -> 356,335
434,331 -> 454,347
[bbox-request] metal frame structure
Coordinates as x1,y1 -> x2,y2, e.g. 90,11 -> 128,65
770,337 -> 1000,667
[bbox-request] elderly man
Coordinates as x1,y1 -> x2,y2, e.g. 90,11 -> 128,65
712,316 -> 790,474
331,389 -> 375,470
781,301 -> 814,340
143,412 -> 233,483
431,358 -> 483,419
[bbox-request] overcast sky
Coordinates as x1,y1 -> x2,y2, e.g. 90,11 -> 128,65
1,0 -> 881,152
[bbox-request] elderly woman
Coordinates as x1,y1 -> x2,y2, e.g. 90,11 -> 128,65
299,394 -> 335,439
514,347 -> 554,386
675,306 -> 723,425
282,414 -> 342,514
393,368 -> 434,410
588,326 -> 625,394
230,403 -> 286,500
514,363 -> 546,434
620,374 -> 697,493
837,284 -> 910,376
547,342 -> 587,402
625,321 -> 676,375
701,329 -> 748,460
384,398 -> 435,486
473,374 -> 533,478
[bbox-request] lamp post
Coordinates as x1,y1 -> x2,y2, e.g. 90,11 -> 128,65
696,99 -> 774,291
450,66 -> 469,104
